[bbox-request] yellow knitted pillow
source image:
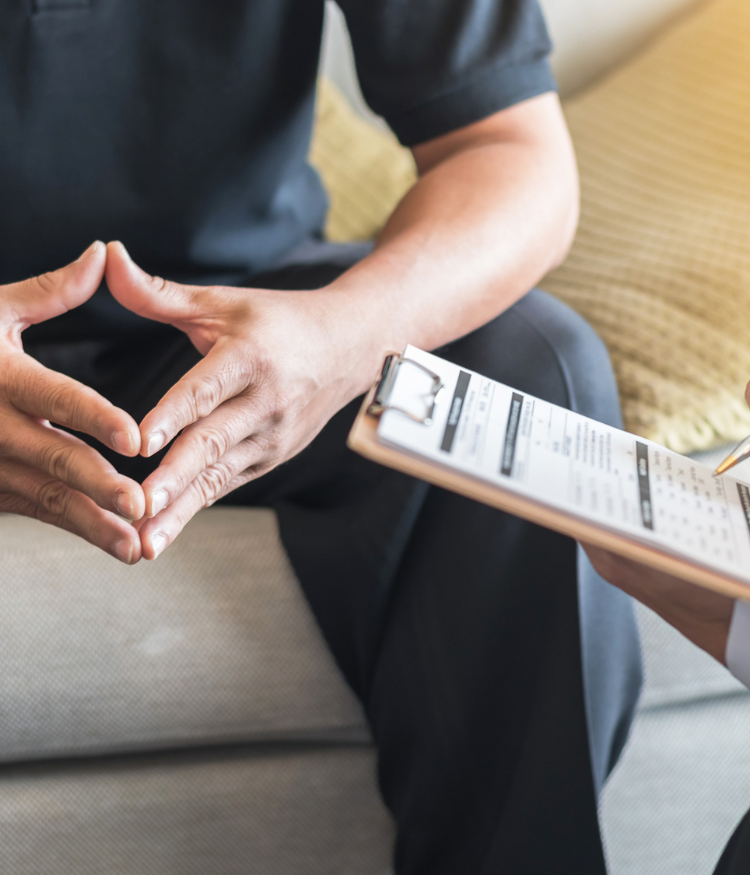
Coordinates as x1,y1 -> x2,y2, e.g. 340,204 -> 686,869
542,0 -> 750,453
310,80 -> 417,243
312,0 -> 750,453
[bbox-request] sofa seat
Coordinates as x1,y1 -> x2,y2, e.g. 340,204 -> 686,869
0,745 -> 391,875
0,509 -> 370,763
0,509 -> 395,874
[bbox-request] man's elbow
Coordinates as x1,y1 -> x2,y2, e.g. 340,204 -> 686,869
549,169 -> 581,270
548,147 -> 580,272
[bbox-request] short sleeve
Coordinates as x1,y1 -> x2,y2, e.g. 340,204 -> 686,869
336,0 -> 557,146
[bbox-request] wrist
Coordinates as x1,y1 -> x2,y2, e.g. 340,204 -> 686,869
312,283 -> 405,402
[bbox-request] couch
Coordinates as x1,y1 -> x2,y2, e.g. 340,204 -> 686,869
3,1 -> 749,873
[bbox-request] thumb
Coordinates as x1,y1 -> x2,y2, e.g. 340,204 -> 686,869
105,241 -> 200,326
4,241 -> 106,330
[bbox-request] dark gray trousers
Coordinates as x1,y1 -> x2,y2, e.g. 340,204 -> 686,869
27,243 -> 643,874
714,806 -> 750,873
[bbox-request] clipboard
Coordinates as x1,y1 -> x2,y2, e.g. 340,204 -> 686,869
347,349 -> 750,602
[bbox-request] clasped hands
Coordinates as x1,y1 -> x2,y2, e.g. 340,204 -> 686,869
0,241 -> 369,564
0,240 -> 738,661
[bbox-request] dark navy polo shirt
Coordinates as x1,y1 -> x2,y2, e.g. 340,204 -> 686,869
0,0 -> 555,335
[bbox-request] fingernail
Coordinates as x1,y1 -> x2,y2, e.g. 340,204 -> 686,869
77,241 -> 103,262
116,492 -> 134,520
150,489 -> 169,517
112,430 -> 134,455
114,539 -> 133,564
147,432 -> 165,457
151,534 -> 167,558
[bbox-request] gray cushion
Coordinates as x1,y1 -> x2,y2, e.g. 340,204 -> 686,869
604,592 -> 750,874
0,745 -> 393,875
637,603 -> 746,709
601,694 -> 750,875
0,509 -> 369,764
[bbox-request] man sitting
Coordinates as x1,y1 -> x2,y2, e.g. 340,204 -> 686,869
0,0 -> 646,871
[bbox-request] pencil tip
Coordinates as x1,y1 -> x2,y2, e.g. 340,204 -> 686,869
714,456 -> 737,476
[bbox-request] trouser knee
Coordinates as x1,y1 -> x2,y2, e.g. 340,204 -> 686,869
439,288 -> 621,429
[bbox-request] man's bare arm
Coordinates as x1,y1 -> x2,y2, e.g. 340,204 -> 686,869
328,91 -> 579,388
105,92 -> 579,557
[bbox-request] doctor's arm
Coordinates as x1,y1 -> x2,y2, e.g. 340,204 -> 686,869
104,91 -> 579,557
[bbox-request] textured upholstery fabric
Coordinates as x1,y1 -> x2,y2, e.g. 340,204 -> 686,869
636,602 -> 745,710
0,745 -> 393,875
543,0 -> 750,452
541,0 -> 701,98
313,0 -> 704,242
0,509 -> 369,764
310,80 -> 416,243
602,585 -> 750,874
2,505 -> 748,875
315,0 -> 740,453
601,695 -> 750,875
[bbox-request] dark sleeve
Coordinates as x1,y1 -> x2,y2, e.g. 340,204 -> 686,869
336,0 -> 557,147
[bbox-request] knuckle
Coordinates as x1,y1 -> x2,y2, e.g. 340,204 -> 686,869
249,350 -> 274,386
44,382 -> 79,424
243,431 -> 275,460
233,352 -> 256,385
40,442 -> 76,480
205,470 -> 252,507
30,271 -> 59,297
194,462 -> 232,506
2,354 -> 21,391
3,355 -> 34,407
269,392 -> 292,425
193,286 -> 219,313
196,425 -> 229,467
152,275 -> 189,308
189,375 -> 223,419
255,418 -> 284,458
150,275 -> 169,295
36,479 -> 73,519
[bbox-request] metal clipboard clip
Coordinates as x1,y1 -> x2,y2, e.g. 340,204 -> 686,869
367,352 -> 444,426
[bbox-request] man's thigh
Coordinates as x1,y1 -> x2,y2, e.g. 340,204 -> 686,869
25,272 -> 639,873
715,806 -> 750,874
24,276 -> 639,706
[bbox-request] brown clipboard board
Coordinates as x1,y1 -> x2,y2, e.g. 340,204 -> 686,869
347,352 -> 750,603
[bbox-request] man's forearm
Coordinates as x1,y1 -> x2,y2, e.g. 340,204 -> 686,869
102,93 -> 579,556
323,92 -> 579,396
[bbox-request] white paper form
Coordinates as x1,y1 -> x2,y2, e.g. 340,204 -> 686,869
378,346 -> 750,585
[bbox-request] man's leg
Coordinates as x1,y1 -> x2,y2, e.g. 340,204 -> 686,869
337,291 -> 642,874
26,263 -> 641,874
236,285 -> 642,872
714,808 -> 750,874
